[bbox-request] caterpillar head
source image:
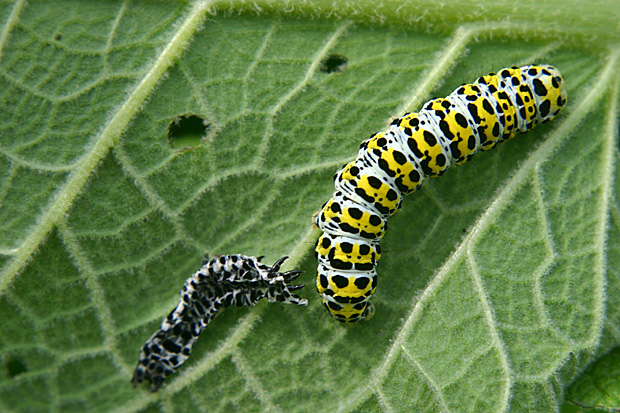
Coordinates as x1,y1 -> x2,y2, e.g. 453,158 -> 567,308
321,295 -> 375,323
317,264 -> 375,323
314,233 -> 380,322
315,263 -> 378,323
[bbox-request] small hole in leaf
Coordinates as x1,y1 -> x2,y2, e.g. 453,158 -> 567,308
54,33 -> 62,41
5,357 -> 27,378
319,54 -> 348,74
168,114 -> 211,149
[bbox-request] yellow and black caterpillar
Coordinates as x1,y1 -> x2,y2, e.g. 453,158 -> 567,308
314,64 -> 567,323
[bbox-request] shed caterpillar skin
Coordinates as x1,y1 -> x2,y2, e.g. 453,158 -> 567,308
314,64 -> 567,323
132,255 -> 307,392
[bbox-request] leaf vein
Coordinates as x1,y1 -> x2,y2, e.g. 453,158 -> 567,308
466,253 -> 513,412
255,20 -> 353,163
232,351 -> 281,413
0,0 -> 26,60
57,223 -> 131,375
399,345 -> 452,412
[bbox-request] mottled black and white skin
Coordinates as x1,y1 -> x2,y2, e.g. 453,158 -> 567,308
131,255 -> 307,392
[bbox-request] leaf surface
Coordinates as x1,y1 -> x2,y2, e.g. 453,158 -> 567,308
0,1 -> 619,412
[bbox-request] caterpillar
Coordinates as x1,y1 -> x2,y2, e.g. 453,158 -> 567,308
314,64 -> 567,323
131,255 -> 307,392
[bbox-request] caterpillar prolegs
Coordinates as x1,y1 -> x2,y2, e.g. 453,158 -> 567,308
314,64 -> 567,323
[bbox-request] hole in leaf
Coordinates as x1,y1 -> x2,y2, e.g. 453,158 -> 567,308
5,357 -> 27,378
54,33 -> 62,41
319,54 -> 348,74
168,114 -> 211,149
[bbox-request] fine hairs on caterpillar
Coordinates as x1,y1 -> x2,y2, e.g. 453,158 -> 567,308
314,64 -> 567,323
132,255 -> 307,392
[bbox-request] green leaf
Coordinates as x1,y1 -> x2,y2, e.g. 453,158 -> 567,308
562,348 -> 620,412
1,0 -> 619,412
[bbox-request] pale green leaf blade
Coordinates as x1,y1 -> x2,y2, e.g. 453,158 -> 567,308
0,1 -> 619,412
